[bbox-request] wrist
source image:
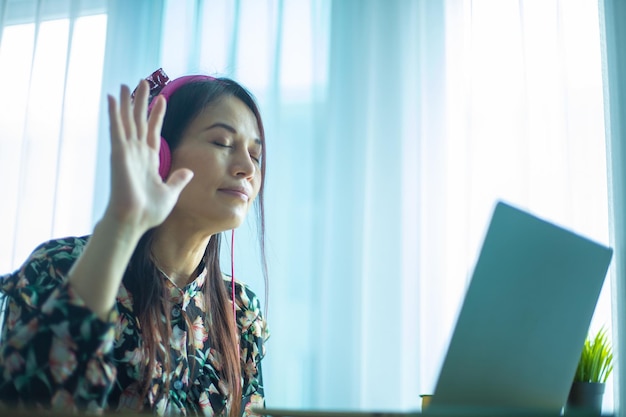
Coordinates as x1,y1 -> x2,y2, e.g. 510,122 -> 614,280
67,213 -> 146,319
97,211 -> 147,245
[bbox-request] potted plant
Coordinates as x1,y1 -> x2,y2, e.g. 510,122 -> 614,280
565,327 -> 614,415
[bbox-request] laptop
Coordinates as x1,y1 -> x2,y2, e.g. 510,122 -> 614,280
258,201 -> 613,417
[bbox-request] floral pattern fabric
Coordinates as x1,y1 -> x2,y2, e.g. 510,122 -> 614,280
0,237 -> 269,416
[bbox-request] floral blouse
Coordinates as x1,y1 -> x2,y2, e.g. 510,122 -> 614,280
0,236 -> 269,416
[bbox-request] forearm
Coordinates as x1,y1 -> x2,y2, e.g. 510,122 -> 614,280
68,215 -> 144,319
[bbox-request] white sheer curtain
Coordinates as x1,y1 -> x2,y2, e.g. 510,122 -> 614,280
599,1 -> 626,416
0,0 -> 164,272
0,0 -> 107,272
1,0 -> 614,413
152,0 -> 611,411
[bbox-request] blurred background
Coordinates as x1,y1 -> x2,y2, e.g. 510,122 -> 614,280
0,0 -> 619,413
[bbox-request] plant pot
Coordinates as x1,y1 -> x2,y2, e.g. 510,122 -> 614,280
565,382 -> 605,415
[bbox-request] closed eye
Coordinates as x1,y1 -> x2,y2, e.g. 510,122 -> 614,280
213,141 -> 232,149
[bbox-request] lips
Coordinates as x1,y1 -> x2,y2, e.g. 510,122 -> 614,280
218,186 -> 251,202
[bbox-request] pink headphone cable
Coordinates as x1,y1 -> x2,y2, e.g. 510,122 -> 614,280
230,229 -> 242,367
231,229 -> 236,323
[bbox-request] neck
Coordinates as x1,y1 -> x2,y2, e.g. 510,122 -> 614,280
151,219 -> 213,288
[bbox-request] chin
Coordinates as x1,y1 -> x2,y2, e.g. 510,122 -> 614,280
215,214 -> 247,232
194,204 -> 251,232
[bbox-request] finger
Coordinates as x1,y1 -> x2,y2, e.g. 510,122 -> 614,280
133,80 -> 149,140
107,95 -> 124,147
147,95 -> 166,151
166,168 -> 194,195
119,85 -> 137,140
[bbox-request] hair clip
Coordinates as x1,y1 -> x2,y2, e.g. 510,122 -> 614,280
131,68 -> 170,102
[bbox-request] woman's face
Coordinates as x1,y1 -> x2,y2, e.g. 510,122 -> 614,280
168,95 -> 262,233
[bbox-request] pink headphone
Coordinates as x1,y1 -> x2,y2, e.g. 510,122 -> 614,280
141,68 -> 215,180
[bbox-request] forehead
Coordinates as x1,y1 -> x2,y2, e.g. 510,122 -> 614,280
189,95 -> 261,138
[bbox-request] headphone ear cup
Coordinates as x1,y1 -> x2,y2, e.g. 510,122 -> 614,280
158,137 -> 171,180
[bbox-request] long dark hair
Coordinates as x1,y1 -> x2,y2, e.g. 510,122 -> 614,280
122,78 -> 268,417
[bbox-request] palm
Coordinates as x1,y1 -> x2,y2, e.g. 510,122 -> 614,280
105,81 -> 193,231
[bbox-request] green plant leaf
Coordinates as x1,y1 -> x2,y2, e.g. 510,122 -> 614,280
574,326 -> 614,383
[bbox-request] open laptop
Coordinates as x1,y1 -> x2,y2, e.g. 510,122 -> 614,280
258,201 -> 613,417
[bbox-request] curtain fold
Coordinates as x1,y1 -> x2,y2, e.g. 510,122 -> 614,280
0,0 -> 107,272
599,1 -> 626,415
92,0 -> 165,221
315,0 -> 446,409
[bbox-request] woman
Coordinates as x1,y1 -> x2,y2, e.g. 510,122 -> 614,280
0,69 -> 269,416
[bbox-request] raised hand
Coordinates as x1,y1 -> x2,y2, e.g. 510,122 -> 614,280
68,81 -> 194,318
105,80 -> 193,233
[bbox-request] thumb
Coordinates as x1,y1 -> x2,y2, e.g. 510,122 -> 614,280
166,168 -> 194,194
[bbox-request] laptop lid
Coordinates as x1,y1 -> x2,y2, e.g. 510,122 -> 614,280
430,201 -> 613,413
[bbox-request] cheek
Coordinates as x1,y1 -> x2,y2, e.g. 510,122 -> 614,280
173,148 -> 220,176
251,174 -> 262,199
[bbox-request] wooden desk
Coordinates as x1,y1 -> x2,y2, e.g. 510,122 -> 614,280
255,407 -> 609,417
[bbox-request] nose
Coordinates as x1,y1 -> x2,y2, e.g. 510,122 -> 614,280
231,147 -> 256,179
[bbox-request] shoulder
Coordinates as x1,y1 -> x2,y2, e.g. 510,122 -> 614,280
1,236 -> 90,296
227,277 -> 262,315
222,275 -> 269,341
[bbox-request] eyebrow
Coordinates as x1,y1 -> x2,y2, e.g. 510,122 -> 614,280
207,122 -> 262,145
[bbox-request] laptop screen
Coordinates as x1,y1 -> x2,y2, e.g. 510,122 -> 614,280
431,201 -> 613,413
